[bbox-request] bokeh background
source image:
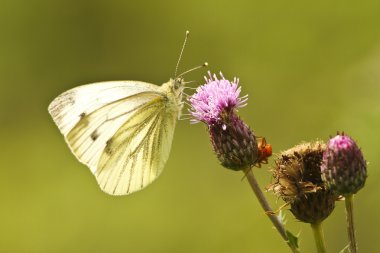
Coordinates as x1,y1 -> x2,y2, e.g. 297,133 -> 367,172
1,1 -> 379,252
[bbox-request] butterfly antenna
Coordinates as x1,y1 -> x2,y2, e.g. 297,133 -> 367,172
177,62 -> 208,78
174,30 -> 190,78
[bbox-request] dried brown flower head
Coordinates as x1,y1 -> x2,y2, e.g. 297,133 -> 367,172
268,141 -> 335,223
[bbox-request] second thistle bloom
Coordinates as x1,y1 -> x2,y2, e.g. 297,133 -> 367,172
321,133 -> 367,196
189,72 -> 258,170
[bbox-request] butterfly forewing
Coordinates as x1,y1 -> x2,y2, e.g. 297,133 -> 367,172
48,80 -> 179,195
65,92 -> 164,171
49,81 -> 161,135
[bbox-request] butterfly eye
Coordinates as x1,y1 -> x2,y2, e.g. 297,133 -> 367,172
174,78 -> 183,90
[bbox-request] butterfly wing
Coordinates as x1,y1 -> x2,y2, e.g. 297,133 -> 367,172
96,102 -> 177,195
48,81 -> 178,195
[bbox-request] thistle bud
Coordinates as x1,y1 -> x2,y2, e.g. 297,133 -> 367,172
321,133 -> 367,195
189,72 -> 258,170
268,141 -> 335,223
290,189 -> 335,224
209,112 -> 258,170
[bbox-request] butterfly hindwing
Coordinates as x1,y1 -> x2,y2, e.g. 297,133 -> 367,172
96,101 -> 177,195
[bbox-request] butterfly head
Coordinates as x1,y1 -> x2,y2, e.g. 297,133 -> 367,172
174,77 -> 185,89
168,77 -> 185,98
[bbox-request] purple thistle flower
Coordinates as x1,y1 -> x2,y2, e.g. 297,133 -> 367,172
189,72 -> 257,171
321,133 -> 367,195
189,72 -> 248,125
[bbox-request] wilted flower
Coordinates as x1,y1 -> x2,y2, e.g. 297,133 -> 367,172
189,72 -> 258,170
321,133 -> 367,196
269,141 -> 335,223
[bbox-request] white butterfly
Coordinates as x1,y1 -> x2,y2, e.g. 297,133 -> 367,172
49,78 -> 185,195
48,31 -> 206,195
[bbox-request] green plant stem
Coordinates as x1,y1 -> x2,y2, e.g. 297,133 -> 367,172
345,194 -> 357,253
311,222 -> 327,253
245,169 -> 299,253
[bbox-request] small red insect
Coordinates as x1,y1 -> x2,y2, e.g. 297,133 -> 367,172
255,137 -> 272,167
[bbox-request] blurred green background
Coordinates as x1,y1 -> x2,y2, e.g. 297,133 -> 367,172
1,0 -> 380,252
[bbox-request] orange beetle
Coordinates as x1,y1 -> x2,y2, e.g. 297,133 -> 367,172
256,137 -> 272,167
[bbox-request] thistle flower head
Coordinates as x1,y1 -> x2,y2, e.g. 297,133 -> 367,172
268,141 -> 335,223
189,72 -> 257,171
321,133 -> 367,196
189,72 -> 247,125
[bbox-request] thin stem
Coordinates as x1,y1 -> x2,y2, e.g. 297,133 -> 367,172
311,222 -> 327,253
345,194 -> 357,253
245,169 -> 299,253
